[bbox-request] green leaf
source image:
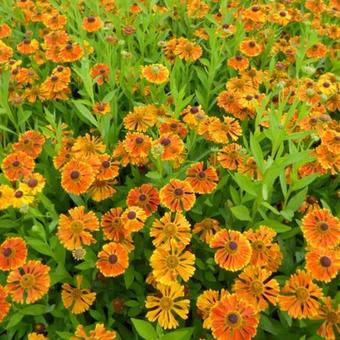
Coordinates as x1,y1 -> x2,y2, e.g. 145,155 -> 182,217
25,237 -> 54,257
124,266 -> 135,289
6,313 -> 23,329
250,134 -> 264,172
73,100 -> 98,127
56,332 -> 74,339
254,219 -> 291,233
131,318 -> 157,340
160,327 -> 194,340
19,304 -> 52,316
230,205 -> 251,221
233,173 -> 258,196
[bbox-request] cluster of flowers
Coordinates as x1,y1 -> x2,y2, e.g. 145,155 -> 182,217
0,0 -> 339,339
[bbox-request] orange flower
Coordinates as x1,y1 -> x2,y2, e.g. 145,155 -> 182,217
62,275 -> 96,314
7,260 -> 50,304
218,143 -> 244,170
315,297 -> 340,340
61,159 -> 95,195
227,55 -> 249,71
159,119 -> 188,138
59,42 -> 84,62
126,183 -> 160,216
174,38 -> 202,61
71,323 -> 116,340
150,211 -> 191,249
301,208 -> 340,249
17,38 -> 39,54
0,285 -> 10,322
123,105 -> 157,132
278,270 -> 323,319
92,102 -> 111,115
193,218 -> 221,244
186,162 -> 218,194
0,237 -> 27,271
305,248 -> 340,283
88,179 -> 116,201
153,133 -> 184,161
123,132 -> 152,160
101,208 -> 130,242
150,245 -> 195,283
96,154 -> 119,180
121,206 -> 147,232
244,226 -> 282,272
90,63 -> 109,85
57,206 -> 99,250
159,179 -> 196,212
210,293 -> 260,340
13,130 -> 45,159
96,242 -> 129,277
197,289 -> 230,330
209,117 -> 242,143
0,40 -> 13,63
306,43 -> 327,58
0,23 -> 11,39
72,134 -> 106,157
82,16 -> 103,32
233,265 -> 280,311
141,64 -> 169,84
2,151 -> 35,181
321,130 -> 340,154
240,39 -> 263,57
210,230 -> 252,271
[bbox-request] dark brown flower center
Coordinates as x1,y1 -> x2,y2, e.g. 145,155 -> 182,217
320,222 -> 329,231
3,248 -> 12,257
139,193 -> 147,201
135,137 -> 143,144
248,41 -> 256,48
12,160 -> 20,167
174,188 -> 183,196
70,170 -> 80,179
228,241 -> 238,251
320,256 -> 331,267
127,211 -> 136,219
27,178 -> 38,188
160,137 -> 171,146
102,160 -> 110,168
15,190 -> 23,198
51,75 -> 59,82
87,16 -> 95,23
228,313 -> 238,324
190,106 -> 199,113
108,254 -> 118,264
279,11 -> 287,17
198,171 -> 206,178
323,82 -> 330,88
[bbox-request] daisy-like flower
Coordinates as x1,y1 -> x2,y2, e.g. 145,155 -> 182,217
23,172 -> 46,195
96,242 -> 129,277
197,289 -> 230,330
314,297 -> 340,340
59,42 -> 84,62
305,248 -> 340,283
123,105 -> 157,132
210,230 -> 252,271
0,184 -> 14,210
145,282 -> 190,330
0,285 -> 10,322
27,333 -> 48,340
159,179 -> 196,212
0,237 -> 27,271
153,133 -> 185,161
174,38 -> 202,62
0,40 -> 13,64
82,16 -> 103,32
101,208 -> 130,242
61,275 -> 96,314
13,130 -> 45,159
209,117 -> 242,144
244,226 -> 282,272
1,151 -> 35,181
186,162 -> 219,194
96,154 -> 120,181
193,218 -> 221,244
150,245 -> 195,283
123,132 -> 152,160
301,208 -> 340,249
210,293 -> 260,340
217,143 -> 244,170
228,55 -> 249,71
72,134 -> 106,157
126,183 -> 160,216
240,39 -> 263,57
71,323 -> 116,340
88,179 -> 116,202
93,101 -> 111,116
90,63 -> 110,85
61,159 -> 95,195
150,212 -> 191,249
11,183 -> 35,208
121,206 -> 147,232
7,260 -> 50,304
278,270 -> 323,319
57,206 -> 99,250
233,265 -> 280,311
141,64 -> 169,84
